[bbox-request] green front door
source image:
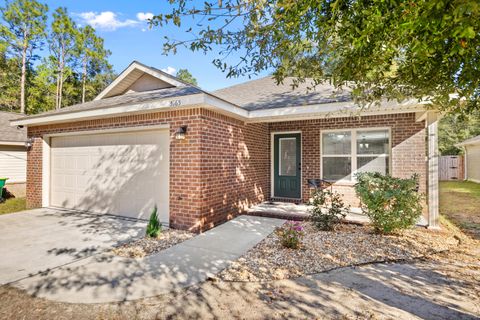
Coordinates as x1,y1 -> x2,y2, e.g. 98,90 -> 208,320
273,133 -> 301,199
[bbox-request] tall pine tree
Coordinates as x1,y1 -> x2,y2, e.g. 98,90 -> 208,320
0,0 -> 47,113
76,26 -> 111,103
49,7 -> 77,109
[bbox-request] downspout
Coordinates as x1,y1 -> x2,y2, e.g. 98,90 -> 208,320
427,111 -> 440,229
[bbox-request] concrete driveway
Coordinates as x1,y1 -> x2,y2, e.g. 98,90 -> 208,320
0,208 -> 146,285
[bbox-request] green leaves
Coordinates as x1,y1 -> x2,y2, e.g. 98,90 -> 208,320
176,68 -> 198,85
146,205 -> 162,238
155,0 -> 480,114
354,172 -> 423,234
0,2 -> 113,113
308,188 -> 349,231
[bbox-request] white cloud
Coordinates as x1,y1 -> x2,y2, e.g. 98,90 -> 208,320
161,66 -> 176,75
136,12 -> 154,21
77,11 -> 139,31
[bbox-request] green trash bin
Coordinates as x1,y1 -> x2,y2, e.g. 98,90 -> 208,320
0,178 -> 8,202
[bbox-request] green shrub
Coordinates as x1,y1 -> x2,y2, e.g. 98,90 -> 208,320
308,188 -> 349,231
354,172 -> 423,234
275,221 -> 305,249
146,205 -> 162,238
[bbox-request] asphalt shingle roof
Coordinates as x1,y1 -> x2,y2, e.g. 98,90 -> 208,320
213,76 -> 352,111
0,111 -> 26,142
10,72 -> 354,123
16,86 -> 203,120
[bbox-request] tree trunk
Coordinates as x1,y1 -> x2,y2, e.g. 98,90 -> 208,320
82,57 -> 87,103
20,34 -> 28,114
58,69 -> 63,108
56,40 -> 65,110
55,69 -> 61,110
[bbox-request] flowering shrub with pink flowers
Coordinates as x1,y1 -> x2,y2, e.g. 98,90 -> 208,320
275,221 -> 305,249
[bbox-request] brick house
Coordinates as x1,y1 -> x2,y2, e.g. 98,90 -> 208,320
11,61 -> 440,232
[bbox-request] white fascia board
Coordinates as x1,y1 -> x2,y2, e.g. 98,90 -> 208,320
10,93 -> 206,126
204,94 -> 250,119
94,62 -> 185,101
0,141 -> 25,146
456,136 -> 480,147
10,94 -> 431,127
247,99 -> 428,123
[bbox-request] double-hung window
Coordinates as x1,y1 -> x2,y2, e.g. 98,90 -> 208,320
321,128 -> 390,182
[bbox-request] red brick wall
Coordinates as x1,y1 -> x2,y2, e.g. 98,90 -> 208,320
198,110 -> 269,229
27,109 -> 205,231
268,113 -> 428,218
26,109 -> 428,231
25,108 -> 270,232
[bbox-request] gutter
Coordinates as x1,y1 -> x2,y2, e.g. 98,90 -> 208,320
10,93 -> 431,127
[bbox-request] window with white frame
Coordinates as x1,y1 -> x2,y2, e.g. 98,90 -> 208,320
321,129 -> 390,182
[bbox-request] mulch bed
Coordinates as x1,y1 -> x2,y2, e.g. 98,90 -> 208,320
218,222 -> 462,281
111,229 -> 194,258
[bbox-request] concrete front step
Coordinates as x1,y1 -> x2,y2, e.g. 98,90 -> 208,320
246,202 -> 371,225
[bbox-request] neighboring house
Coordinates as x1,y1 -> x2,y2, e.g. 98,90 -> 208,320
456,135 -> 480,183
1,111 -> 27,197
10,61 -> 440,231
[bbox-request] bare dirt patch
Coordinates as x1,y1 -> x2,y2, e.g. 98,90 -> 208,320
111,229 -> 194,258
219,222 -> 462,281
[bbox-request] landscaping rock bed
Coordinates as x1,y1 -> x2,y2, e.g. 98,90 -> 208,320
218,222 -> 460,281
112,230 -> 194,258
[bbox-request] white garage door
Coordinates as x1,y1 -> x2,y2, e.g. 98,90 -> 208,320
50,129 -> 169,223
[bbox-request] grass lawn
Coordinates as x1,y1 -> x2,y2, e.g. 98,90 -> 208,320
440,181 -> 480,239
0,197 -> 26,215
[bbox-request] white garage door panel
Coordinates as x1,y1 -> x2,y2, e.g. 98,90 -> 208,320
50,130 -> 169,222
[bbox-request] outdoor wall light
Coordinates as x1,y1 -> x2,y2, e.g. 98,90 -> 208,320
25,137 -> 34,149
175,126 -> 188,140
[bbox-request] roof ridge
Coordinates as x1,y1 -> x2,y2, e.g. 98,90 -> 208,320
213,75 -> 274,92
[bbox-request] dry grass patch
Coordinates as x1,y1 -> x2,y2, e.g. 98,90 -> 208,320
219,222 -> 462,281
0,197 -> 26,215
440,181 -> 480,239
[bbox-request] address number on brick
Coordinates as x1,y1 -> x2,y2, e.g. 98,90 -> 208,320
170,100 -> 182,107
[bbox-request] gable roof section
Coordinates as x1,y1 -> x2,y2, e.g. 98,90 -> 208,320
9,61 -> 431,127
0,111 -> 26,144
213,76 -> 352,111
94,61 -> 191,100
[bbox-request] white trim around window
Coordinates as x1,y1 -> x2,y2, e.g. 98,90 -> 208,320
320,127 -> 392,183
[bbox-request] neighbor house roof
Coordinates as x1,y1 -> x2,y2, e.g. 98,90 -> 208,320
213,76 -> 352,111
0,111 -> 26,144
456,135 -> 480,147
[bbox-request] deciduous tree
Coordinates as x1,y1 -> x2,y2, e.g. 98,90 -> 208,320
153,0 -> 480,114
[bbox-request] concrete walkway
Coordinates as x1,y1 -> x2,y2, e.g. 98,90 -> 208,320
0,208 -> 146,285
13,215 -> 284,303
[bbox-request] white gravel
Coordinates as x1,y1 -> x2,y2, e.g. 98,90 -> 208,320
111,229 -> 194,258
219,222 -> 460,281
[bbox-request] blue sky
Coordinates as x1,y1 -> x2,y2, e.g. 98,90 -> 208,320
23,0 -> 270,91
